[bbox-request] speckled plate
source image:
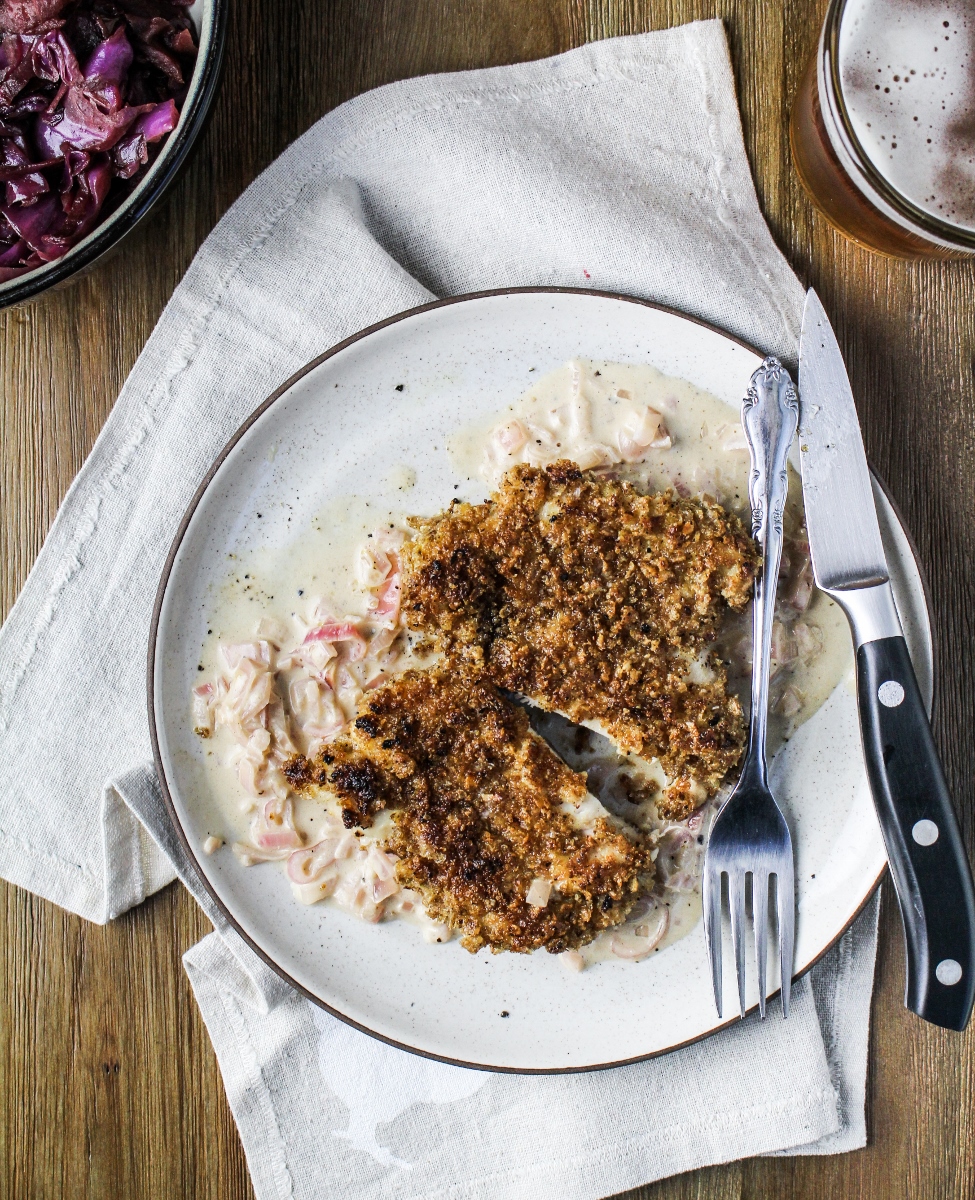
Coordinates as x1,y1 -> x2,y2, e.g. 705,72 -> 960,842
149,288 -> 931,1072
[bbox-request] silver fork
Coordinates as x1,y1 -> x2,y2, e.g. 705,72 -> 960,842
704,357 -> 799,1020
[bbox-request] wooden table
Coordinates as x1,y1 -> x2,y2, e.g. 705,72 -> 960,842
2,1 -> 973,1196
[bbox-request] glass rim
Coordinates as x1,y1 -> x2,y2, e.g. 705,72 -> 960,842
824,0 -> 975,250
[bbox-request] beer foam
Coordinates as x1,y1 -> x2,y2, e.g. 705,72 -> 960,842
838,0 -> 975,232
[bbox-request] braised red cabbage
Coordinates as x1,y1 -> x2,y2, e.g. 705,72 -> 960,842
0,0 -> 197,282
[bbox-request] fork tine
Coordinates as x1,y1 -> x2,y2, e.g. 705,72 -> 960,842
753,869 -> 769,1019
729,870 -> 747,1018
703,864 -> 724,1018
777,864 -> 795,1019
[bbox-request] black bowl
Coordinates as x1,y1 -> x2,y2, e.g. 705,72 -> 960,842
0,0 -> 228,311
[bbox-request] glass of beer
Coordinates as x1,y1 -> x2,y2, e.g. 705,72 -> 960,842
791,0 -> 975,259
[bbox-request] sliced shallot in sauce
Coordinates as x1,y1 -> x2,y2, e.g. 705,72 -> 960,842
303,622 -> 368,662
251,797 -> 303,852
221,641 -> 272,671
617,405 -> 671,462
494,419 -> 529,455
610,906 -> 670,960
288,844 -> 329,883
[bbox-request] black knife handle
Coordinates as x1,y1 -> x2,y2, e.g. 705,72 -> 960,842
857,636 -> 975,1030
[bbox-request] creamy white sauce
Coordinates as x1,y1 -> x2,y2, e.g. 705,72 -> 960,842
198,495 -> 407,672
449,358 -> 752,503
196,359 -> 854,968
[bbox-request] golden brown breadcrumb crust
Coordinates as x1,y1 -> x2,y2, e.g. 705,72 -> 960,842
400,462 -> 757,817
286,668 -> 652,953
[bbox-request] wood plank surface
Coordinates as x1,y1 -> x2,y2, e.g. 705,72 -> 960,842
1,0 -> 973,1196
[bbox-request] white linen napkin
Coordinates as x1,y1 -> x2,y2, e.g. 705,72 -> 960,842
0,20 -> 881,1194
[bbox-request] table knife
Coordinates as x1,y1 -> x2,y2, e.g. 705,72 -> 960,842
798,288 -> 975,1032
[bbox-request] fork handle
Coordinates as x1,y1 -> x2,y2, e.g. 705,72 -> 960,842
856,634 -> 975,1031
741,357 -> 799,771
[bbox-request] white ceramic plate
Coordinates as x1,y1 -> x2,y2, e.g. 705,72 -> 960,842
150,288 -> 931,1072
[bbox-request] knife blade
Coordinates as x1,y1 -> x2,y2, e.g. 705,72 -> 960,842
795,294 -> 888,592
798,288 -> 975,1032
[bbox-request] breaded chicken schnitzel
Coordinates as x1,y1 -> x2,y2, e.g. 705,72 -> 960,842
400,462 -> 757,817
284,667 -> 652,953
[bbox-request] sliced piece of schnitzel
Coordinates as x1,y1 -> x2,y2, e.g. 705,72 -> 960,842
284,667 -> 652,953
400,462 -> 757,818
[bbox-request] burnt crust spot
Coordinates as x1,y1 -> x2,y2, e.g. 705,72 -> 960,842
329,760 -> 390,826
282,755 -> 313,790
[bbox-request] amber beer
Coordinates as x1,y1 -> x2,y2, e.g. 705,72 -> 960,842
790,0 -> 975,259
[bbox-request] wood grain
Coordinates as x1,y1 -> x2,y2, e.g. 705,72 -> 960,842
1,0 -> 973,1196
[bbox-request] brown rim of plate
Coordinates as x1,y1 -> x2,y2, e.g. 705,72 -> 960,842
148,285 -> 922,1074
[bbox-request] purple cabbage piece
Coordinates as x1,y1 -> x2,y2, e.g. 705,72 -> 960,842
32,108 -> 64,159
112,128 -> 145,178
31,30 -> 82,85
0,235 -> 28,263
83,24 -> 132,107
0,1 -> 71,36
48,152 -> 111,242
4,91 -> 51,116
37,88 -> 143,153
131,96 -> 174,142
2,189 -> 58,245
0,151 -> 56,178
1,133 -> 29,166
2,151 -> 111,260
0,34 -> 24,70
5,165 -> 46,202
0,0 -> 196,277
0,31 -> 29,70
0,32 -> 37,105
84,25 -> 133,87
0,132 -> 53,201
